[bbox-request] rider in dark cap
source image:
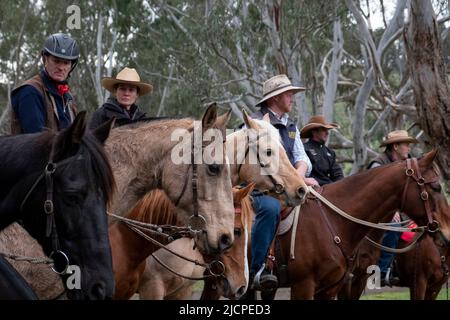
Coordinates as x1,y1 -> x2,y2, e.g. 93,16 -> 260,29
11,33 -> 79,134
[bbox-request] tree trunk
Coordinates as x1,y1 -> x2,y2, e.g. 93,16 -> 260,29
404,0 -> 450,183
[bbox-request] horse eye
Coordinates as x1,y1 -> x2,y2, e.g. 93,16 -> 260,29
266,149 -> 273,157
234,227 -> 242,237
430,183 -> 441,192
207,164 -> 222,176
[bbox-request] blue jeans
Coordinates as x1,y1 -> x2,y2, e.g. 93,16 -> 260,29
250,193 -> 281,274
377,225 -> 401,274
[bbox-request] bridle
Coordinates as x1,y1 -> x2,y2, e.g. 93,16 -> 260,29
400,158 -> 441,233
19,153 -> 83,275
237,131 -> 286,196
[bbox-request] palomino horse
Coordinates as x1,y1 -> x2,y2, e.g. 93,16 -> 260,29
251,150 -> 450,299
137,184 -> 254,300
0,112 -> 115,299
226,111 -> 307,207
106,103 -> 235,255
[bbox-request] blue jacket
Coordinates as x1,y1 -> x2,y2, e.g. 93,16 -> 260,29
11,70 -> 75,133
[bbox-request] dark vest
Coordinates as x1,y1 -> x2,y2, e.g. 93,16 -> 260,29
10,74 -> 77,134
251,106 -> 297,166
367,152 -> 393,169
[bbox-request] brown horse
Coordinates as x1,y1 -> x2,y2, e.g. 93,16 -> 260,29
251,150 -> 450,299
339,226 -> 450,300
106,103 -> 235,255
137,184 -> 254,300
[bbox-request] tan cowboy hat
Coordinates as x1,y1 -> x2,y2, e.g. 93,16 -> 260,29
101,67 -> 153,95
256,74 -> 305,106
380,130 -> 418,147
300,115 -> 339,138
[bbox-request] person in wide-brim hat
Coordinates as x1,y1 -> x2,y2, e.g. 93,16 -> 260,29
256,74 -> 305,107
300,115 -> 339,139
89,67 -> 152,130
379,130 -> 418,147
101,67 -> 153,95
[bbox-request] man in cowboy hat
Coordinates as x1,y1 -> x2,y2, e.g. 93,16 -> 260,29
246,74 -> 318,293
368,129 -> 419,287
88,67 -> 153,129
11,33 -> 79,134
301,115 -> 344,186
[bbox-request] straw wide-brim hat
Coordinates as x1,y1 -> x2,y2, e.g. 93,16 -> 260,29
256,74 -> 305,106
380,130 -> 418,147
300,115 -> 339,138
101,67 -> 153,95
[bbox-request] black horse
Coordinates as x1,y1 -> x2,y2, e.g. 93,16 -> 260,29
0,112 -> 115,299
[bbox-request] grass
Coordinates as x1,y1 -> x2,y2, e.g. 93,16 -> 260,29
361,286 -> 450,300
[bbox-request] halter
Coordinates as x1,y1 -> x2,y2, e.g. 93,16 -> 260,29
400,158 -> 441,233
237,132 -> 286,196
19,153 -> 83,275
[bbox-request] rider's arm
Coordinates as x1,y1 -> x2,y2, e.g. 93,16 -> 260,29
292,128 -> 318,186
11,85 -> 46,133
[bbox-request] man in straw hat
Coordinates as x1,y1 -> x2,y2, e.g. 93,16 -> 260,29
301,115 -> 343,186
368,129 -> 419,287
245,74 -> 318,293
89,67 -> 153,129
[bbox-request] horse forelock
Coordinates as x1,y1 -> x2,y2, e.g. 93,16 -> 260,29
252,119 -> 282,145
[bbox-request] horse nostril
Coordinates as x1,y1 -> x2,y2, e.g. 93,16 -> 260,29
235,286 -> 247,299
219,233 -> 233,252
297,186 -> 307,200
90,282 -> 106,300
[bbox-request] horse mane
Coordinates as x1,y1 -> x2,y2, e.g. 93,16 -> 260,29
78,132 -> 116,206
126,189 -> 178,226
240,194 -> 253,237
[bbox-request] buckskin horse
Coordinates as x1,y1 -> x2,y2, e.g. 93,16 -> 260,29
0,112 -> 115,299
251,150 -> 450,299
105,103 -> 236,255
136,184 -> 254,300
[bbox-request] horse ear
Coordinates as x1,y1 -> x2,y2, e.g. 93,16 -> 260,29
69,111 -> 88,144
202,102 -> 218,130
92,117 -> 115,145
215,109 -> 232,128
419,149 -> 439,168
240,182 -> 256,199
242,109 -> 257,129
262,113 -> 271,123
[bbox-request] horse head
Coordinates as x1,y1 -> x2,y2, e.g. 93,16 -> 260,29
400,150 -> 450,243
19,112 -> 115,299
226,110 -> 307,207
161,103 -> 235,255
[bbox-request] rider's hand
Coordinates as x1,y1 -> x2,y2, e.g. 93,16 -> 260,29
304,177 -> 319,187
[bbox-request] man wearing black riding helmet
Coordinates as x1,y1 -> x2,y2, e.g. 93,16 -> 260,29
10,33 -> 79,134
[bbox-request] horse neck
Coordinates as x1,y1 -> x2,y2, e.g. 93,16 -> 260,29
226,131 -> 247,186
324,165 -> 405,250
107,121 -> 193,216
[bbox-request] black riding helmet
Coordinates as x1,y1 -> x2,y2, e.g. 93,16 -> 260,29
42,33 -> 79,77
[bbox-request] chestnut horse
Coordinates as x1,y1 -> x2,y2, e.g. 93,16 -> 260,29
251,150 -> 450,299
137,184 -> 254,300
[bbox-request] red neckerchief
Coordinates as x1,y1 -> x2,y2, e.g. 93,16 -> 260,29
57,84 -> 70,96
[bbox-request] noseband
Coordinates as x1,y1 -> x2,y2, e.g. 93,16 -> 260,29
237,132 -> 286,196
20,154 -> 83,274
400,158 -> 441,233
